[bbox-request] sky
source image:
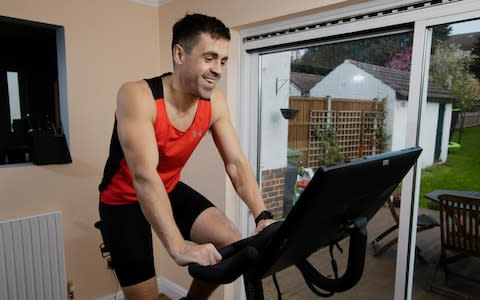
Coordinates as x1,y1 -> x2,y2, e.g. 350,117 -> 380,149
449,19 -> 480,35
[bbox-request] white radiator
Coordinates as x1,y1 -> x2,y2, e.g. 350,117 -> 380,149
0,211 -> 67,300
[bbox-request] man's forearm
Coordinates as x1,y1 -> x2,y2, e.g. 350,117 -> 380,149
227,157 -> 266,219
132,174 -> 185,258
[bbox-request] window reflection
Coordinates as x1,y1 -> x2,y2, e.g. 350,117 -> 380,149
7,72 -> 21,125
259,29 -> 414,298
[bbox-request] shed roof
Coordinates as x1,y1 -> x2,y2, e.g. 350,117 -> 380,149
348,59 -> 456,103
290,72 -> 324,95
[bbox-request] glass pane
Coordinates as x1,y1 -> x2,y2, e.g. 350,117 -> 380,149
7,71 -> 21,125
258,30 -> 415,298
417,19 -> 480,299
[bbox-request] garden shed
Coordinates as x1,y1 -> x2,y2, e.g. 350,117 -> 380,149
310,59 -> 457,168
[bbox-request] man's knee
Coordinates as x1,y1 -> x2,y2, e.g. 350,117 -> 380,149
122,277 -> 158,300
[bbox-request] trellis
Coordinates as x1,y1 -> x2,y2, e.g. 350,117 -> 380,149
307,109 -> 385,169
287,97 -> 386,168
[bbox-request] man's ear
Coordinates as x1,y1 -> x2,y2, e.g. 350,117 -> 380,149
173,44 -> 185,65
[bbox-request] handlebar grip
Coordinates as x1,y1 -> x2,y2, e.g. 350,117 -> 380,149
188,246 -> 259,284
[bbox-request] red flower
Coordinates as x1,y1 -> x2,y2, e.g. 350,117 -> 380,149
298,179 -> 310,189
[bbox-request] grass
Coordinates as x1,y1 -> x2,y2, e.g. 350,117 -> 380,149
419,126 -> 480,208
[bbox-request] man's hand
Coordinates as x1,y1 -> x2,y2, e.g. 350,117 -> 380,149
172,242 -> 222,266
252,219 -> 276,235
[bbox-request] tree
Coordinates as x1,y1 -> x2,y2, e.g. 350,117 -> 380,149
385,47 -> 412,71
469,37 -> 480,79
430,41 -> 480,111
385,24 -> 451,71
297,32 -> 413,74
432,24 -> 452,45
295,24 -> 451,75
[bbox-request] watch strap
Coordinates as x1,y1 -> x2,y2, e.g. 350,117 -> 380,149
255,210 -> 274,225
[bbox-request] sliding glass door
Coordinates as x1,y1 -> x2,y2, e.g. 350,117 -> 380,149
239,1 -> 480,299
415,18 -> 480,299
257,28 -> 415,300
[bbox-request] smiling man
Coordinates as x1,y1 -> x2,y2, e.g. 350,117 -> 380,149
98,13 -> 274,300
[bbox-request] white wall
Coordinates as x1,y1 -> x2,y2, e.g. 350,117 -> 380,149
391,100 -> 408,151
290,82 -> 302,96
310,61 -> 397,150
418,102 -> 453,168
440,103 -> 453,162
259,52 -> 291,171
419,102 -> 439,168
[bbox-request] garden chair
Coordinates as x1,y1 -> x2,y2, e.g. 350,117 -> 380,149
371,194 -> 439,263
431,193 -> 480,286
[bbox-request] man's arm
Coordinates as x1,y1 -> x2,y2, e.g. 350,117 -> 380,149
115,81 -> 221,266
210,90 -> 273,232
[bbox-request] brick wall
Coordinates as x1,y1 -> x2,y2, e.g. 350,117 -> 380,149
261,167 -> 286,219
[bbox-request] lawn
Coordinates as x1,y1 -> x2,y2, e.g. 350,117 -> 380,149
419,126 -> 480,208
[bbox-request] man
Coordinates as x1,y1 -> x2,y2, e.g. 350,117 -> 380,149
98,13 -> 274,300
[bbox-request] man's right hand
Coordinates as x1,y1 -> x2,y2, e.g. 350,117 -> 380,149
173,242 -> 222,266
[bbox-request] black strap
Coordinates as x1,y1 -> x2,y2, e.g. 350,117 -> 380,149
254,210 -> 274,225
144,72 -> 171,100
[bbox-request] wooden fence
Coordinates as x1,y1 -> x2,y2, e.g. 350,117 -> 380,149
457,111 -> 480,128
288,96 -> 385,169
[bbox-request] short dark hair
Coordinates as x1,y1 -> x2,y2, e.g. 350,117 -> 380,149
172,13 -> 230,53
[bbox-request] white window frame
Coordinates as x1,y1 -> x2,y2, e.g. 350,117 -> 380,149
236,1 -> 480,299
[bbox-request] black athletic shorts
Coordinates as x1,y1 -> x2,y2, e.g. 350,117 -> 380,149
98,181 -> 215,287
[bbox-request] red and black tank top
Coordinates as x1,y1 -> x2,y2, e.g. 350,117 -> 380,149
99,73 -> 212,205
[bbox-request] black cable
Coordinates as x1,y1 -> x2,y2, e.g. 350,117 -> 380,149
110,264 -> 119,300
297,242 -> 344,298
103,252 -> 119,300
328,242 -> 342,280
96,222 -> 119,299
304,279 -> 335,298
272,273 -> 282,300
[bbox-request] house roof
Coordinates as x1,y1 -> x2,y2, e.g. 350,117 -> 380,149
348,59 -> 456,103
446,32 -> 480,51
290,72 -> 324,94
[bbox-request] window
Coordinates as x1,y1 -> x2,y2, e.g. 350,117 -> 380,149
258,28 -> 414,299
419,19 -> 480,297
0,16 -> 71,166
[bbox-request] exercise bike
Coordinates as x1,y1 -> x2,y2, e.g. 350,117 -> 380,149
188,147 -> 422,299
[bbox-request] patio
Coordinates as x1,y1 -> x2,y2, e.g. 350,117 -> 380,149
262,206 -> 480,299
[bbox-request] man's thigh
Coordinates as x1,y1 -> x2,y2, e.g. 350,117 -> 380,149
190,207 -> 241,248
169,181 -> 241,247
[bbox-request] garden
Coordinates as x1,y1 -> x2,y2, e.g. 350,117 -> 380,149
420,126 -> 480,208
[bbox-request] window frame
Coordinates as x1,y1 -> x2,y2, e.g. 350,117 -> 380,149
0,17 -> 70,167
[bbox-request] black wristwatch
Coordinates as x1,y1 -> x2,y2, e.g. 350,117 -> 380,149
255,210 -> 274,225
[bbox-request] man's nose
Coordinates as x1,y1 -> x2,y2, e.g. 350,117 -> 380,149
210,60 -> 223,77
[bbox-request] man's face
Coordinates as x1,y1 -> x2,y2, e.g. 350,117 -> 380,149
179,33 -> 229,99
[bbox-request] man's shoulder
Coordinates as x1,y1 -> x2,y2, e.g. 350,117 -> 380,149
118,80 -> 151,99
209,88 -> 229,124
116,80 -> 156,118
